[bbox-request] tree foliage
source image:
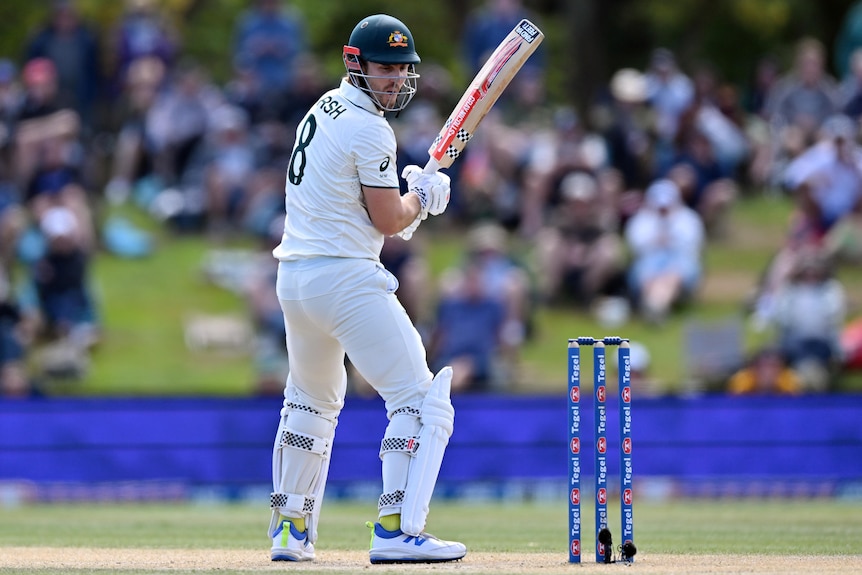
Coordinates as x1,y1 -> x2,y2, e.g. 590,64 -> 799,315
0,0 -> 859,114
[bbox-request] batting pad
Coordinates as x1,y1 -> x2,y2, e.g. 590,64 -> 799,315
378,406 -> 421,517
401,366 -> 455,535
270,401 -> 337,544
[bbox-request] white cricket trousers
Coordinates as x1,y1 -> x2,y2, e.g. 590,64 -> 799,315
276,257 -> 433,416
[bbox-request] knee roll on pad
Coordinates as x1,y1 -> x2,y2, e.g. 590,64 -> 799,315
419,391 -> 455,435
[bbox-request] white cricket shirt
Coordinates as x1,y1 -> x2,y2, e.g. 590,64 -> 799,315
272,79 -> 400,263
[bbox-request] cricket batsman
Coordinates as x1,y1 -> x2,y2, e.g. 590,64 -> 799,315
266,13 -> 466,564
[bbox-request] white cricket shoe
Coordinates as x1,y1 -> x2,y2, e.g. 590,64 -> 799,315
271,519 -> 314,561
367,521 -> 467,564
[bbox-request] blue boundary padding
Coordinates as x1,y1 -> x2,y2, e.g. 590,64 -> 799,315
3,395 -> 862,485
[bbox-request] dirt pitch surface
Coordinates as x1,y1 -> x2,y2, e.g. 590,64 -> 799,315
2,548 -> 861,574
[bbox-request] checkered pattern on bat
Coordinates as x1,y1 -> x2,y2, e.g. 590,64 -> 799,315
431,128 -> 473,160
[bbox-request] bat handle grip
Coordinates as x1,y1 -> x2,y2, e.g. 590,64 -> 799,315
423,157 -> 441,174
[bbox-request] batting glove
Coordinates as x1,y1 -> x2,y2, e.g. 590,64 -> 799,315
402,165 -> 451,217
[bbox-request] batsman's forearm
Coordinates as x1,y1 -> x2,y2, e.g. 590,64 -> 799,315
400,192 -> 424,227
365,186 -> 424,235
376,193 -> 423,236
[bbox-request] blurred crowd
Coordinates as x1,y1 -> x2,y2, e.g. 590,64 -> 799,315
2,0 -> 862,399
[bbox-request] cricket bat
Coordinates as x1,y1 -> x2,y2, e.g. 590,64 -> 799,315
425,18 -> 544,174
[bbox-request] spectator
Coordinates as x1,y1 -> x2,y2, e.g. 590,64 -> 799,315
223,53 -> 269,128
624,179 -> 705,324
16,61 -> 95,255
145,61 -> 223,191
109,0 -> 179,94
13,58 -> 84,192
498,64 -> 551,129
444,109 -> 527,228
744,55 -> 783,189
24,128 -> 95,252
24,0 -> 102,132
435,223 -> 533,377
533,170 -> 626,308
749,117 -> 862,321
465,222 -> 532,342
643,48 -> 694,172
747,182 -> 826,329
681,63 -> 752,177
603,67 -> 653,193
226,54 -> 325,242
429,256 -> 508,392
764,37 -> 839,151
103,56 -> 167,206
781,114 -> 862,233
474,92 -> 560,232
18,58 -> 65,122
766,251 -> 847,391
241,139 -> 291,244
30,205 -> 99,350
743,55 -> 781,119
191,102 -> 289,241
233,0 -> 307,100
726,347 -> 802,395
521,106 -> 608,236
198,104 -> 258,237
662,126 -> 739,237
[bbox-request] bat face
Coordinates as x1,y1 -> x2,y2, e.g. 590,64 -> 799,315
480,37 -> 523,96
427,19 -> 544,171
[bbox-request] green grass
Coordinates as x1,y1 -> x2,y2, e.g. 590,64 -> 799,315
48,204 -> 256,396
1,500 -> 861,554
85,238 -> 255,396
81,257 -> 254,395
42,193 -> 862,396
1,501 -> 861,574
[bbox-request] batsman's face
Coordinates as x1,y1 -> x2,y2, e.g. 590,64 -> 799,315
365,61 -> 410,108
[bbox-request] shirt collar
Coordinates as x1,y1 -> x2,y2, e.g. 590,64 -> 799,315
338,78 -> 383,117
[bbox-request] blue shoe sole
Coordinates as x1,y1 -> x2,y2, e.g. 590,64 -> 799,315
370,556 -> 464,564
271,554 -> 301,561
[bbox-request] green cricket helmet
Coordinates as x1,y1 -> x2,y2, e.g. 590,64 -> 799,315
343,14 -> 420,112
